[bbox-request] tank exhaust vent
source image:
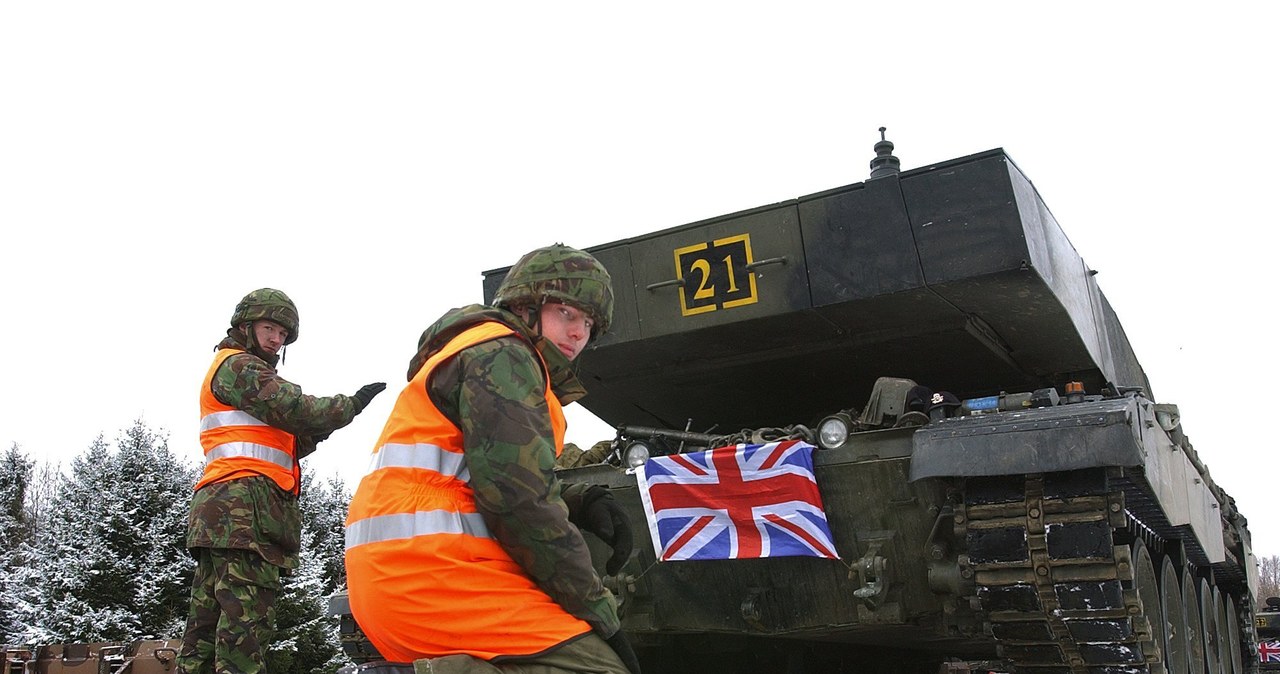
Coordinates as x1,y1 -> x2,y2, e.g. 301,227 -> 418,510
869,126 -> 901,179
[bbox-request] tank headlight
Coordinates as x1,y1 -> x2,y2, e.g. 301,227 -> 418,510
817,415 -> 851,449
624,442 -> 652,468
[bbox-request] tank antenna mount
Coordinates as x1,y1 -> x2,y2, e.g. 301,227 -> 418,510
869,126 -> 901,179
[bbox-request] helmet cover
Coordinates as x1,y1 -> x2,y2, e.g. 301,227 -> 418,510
494,244 -> 613,336
230,288 -> 299,344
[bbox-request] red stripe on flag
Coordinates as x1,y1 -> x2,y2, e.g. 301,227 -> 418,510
663,514 -> 713,560
762,512 -> 837,558
669,453 -> 708,476
757,440 -> 794,470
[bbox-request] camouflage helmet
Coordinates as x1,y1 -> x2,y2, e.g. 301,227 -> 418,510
494,244 -> 614,336
230,288 -> 299,344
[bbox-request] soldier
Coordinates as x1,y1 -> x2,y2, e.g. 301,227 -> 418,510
345,245 -> 640,674
178,288 -> 386,674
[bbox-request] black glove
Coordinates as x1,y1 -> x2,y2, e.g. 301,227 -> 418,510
352,382 -> 387,412
568,485 -> 633,575
605,631 -> 642,674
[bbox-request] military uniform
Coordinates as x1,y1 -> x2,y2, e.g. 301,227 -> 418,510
179,290 -> 382,674
423,304 -> 619,632
345,246 -> 639,674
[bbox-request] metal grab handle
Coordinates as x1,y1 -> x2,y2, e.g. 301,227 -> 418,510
647,255 -> 787,292
645,278 -> 685,291
744,256 -> 787,271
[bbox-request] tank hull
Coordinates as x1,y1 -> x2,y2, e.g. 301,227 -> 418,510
558,395 -> 1257,673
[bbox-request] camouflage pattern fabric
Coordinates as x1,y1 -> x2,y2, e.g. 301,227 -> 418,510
555,441 -> 614,469
187,332 -> 363,569
412,634 -> 627,674
410,305 -> 586,405
210,333 -> 362,438
230,288 -> 300,344
182,324 -> 371,668
177,547 -> 281,674
187,476 -> 302,568
413,304 -> 620,638
493,244 -> 614,337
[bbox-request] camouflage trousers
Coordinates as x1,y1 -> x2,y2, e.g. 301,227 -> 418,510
177,547 -> 282,674
412,634 -> 628,674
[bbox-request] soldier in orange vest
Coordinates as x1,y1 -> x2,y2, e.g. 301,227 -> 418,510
346,245 -> 640,674
178,288 -> 386,674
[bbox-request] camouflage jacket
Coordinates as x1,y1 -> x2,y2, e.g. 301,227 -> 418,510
187,330 -> 364,568
411,304 -> 620,638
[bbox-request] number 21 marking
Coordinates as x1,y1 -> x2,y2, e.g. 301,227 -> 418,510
673,234 -> 758,316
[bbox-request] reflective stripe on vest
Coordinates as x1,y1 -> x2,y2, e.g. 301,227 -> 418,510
365,442 -> 470,483
204,441 -> 295,473
199,410 -> 268,432
344,442 -> 476,549
195,348 -> 299,493
345,510 -> 491,548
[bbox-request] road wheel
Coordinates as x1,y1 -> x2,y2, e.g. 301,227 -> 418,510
1160,556 -> 1188,674
1184,567 -> 1205,674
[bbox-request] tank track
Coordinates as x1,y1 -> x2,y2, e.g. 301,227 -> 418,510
962,468 -> 1164,674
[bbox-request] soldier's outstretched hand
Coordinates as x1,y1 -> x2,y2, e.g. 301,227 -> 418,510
353,382 -> 387,412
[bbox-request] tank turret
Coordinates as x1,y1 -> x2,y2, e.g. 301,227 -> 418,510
485,143 -> 1150,433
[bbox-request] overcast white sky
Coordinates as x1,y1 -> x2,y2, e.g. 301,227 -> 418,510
3,4 -> 1276,559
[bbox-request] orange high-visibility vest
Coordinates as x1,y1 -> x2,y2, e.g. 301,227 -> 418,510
195,348 -> 299,494
344,322 -> 586,663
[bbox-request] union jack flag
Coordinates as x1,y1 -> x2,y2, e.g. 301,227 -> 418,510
636,440 -> 838,561
1260,640 -> 1280,663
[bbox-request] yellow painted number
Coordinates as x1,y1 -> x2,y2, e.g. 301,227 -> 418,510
690,259 -> 715,300
673,234 -> 759,316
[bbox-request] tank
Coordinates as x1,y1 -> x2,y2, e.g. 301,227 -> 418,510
332,138 -> 1259,674
1255,597 -> 1280,671
474,137 -> 1259,674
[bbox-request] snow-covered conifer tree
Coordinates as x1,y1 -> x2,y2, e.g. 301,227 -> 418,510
25,422 -> 195,642
0,443 -> 35,641
268,469 -> 351,673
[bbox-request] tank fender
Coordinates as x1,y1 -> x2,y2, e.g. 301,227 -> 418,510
909,396 -> 1226,563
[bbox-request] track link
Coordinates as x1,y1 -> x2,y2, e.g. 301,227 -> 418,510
963,469 -> 1162,674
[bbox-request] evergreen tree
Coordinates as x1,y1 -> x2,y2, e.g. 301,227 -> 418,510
302,473 -> 352,592
0,443 -> 35,640
119,422 -> 199,637
269,470 -> 352,673
269,523 -> 345,673
0,443 -> 33,548
3,425 -> 355,664
24,422 -> 196,642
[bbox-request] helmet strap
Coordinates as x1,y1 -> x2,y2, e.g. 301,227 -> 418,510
241,322 -> 257,351
524,297 -> 545,337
